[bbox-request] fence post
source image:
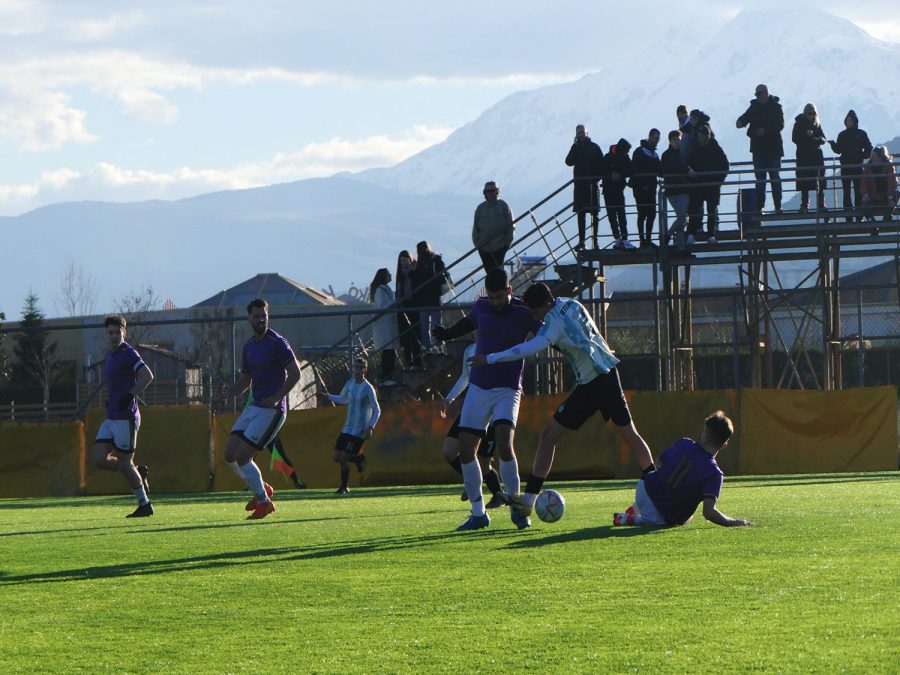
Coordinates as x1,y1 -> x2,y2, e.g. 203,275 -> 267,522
10,400 -> 14,421
732,293 -> 741,390
857,288 -> 864,386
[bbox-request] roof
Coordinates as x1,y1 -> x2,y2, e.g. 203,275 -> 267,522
192,273 -> 344,308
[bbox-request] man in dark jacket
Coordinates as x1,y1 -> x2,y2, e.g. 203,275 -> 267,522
413,240 -> 449,352
661,130 -> 691,252
829,110 -> 873,221
687,125 -> 730,244
680,109 -> 711,161
736,84 -> 784,213
629,129 -> 662,248
603,138 -> 635,250
565,124 -> 605,249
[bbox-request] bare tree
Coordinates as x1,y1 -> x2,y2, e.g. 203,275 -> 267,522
57,258 -> 98,317
188,307 -> 237,387
114,282 -> 160,346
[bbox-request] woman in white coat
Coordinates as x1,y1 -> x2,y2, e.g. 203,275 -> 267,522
369,268 -> 400,385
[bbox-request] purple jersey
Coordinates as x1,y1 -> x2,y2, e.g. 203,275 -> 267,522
104,342 -> 146,421
241,328 -> 296,413
643,438 -> 724,525
469,297 -> 541,390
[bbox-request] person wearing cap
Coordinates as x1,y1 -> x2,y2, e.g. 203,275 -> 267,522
829,110 -> 873,221
687,125 -> 730,245
736,84 -> 785,213
472,180 -> 514,270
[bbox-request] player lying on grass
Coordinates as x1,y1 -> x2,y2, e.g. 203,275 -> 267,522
468,282 -> 655,517
440,342 -> 505,509
613,410 -> 752,527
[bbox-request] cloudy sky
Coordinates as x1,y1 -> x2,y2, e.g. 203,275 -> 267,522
0,0 -> 898,217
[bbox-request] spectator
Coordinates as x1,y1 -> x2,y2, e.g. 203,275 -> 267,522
472,180 -> 514,270
603,138 -> 635,250
414,240 -> 449,353
661,130 -> 692,252
629,128 -> 662,248
861,147 -> 898,223
680,108 -> 711,161
395,250 -> 423,369
792,103 -> 828,216
369,268 -> 399,386
687,125 -> 730,245
736,84 -> 785,213
565,124 -> 605,249
829,110 -> 873,222
676,104 -> 690,128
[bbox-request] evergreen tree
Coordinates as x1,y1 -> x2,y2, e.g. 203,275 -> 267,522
12,293 -> 61,408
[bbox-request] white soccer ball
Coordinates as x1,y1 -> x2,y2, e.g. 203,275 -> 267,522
534,489 -> 565,523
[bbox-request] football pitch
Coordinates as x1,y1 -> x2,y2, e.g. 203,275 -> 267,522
1,473 -> 897,673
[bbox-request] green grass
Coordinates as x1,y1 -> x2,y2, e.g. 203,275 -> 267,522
1,473 -> 898,673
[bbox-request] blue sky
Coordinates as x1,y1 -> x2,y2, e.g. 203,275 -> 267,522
0,0 -> 897,217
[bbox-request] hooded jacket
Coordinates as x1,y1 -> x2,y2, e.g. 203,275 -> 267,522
629,139 -> 662,191
829,112 -> 873,167
602,138 -> 632,193
687,135 -> 730,186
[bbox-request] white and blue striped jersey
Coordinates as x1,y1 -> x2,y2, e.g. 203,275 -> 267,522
328,378 -> 381,437
487,297 -> 619,385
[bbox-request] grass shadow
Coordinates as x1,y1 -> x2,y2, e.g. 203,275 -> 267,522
504,524 -> 669,548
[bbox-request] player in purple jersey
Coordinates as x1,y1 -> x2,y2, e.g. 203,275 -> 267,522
432,268 -> 541,531
92,314 -> 155,518
222,298 -> 301,520
613,411 -> 752,527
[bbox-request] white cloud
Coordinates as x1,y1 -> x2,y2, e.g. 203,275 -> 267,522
65,10 -> 147,42
854,20 -> 900,44
0,86 -> 96,150
0,125 -> 454,215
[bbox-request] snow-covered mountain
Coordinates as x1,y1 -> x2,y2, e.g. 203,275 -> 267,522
359,7 -> 900,204
2,7 -> 899,315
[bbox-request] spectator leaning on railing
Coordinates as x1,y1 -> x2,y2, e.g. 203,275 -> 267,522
829,110 -> 873,222
861,147 -> 898,223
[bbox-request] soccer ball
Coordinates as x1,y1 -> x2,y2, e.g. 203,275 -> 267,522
534,489 -> 565,523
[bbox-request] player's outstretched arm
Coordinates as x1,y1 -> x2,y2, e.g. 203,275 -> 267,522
702,496 -> 752,527
484,335 -> 553,364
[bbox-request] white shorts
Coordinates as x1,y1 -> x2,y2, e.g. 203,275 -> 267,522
231,405 -> 287,449
96,418 -> 140,453
634,480 -> 667,526
459,384 -> 521,435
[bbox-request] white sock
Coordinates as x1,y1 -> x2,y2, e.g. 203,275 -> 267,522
461,460 -> 485,516
499,458 -> 521,495
132,486 -> 149,506
227,460 -> 243,477
238,461 -> 269,502
523,492 -> 538,507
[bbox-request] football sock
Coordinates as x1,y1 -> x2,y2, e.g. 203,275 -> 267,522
484,467 -> 502,496
340,466 -> 350,489
524,473 -> 545,505
132,486 -> 149,506
227,460 -> 243,477
461,459 -> 486,516
448,456 -> 463,475
499,458 -> 521,495
238,461 -> 269,502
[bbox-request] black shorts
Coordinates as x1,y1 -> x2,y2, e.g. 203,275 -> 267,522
446,416 -> 498,458
553,367 -> 631,431
334,433 -> 365,456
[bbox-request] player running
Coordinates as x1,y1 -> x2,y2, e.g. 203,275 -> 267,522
92,314 -> 155,518
432,267 -> 541,531
324,357 -> 381,494
223,298 -> 301,520
440,342 -> 505,509
613,411 -> 752,528
469,282 -> 655,517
